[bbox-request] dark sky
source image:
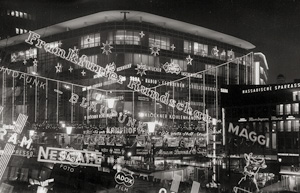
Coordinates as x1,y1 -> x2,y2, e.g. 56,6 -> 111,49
6,0 -> 300,83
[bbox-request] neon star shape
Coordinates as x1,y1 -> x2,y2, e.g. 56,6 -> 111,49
135,63 -> 147,76
186,55 -> 193,65
33,59 -> 38,67
170,44 -> 176,51
139,31 -> 145,38
150,43 -> 160,56
11,54 -> 17,62
68,66 -> 73,73
211,46 -> 219,57
81,70 -> 86,76
101,41 -> 113,55
73,46 -> 79,55
55,63 -> 62,73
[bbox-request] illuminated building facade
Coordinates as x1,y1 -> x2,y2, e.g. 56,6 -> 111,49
222,82 -> 300,191
0,10 -> 257,192
0,1 -> 37,39
253,52 -> 268,85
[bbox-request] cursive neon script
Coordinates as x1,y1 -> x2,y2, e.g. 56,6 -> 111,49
24,31 -> 125,84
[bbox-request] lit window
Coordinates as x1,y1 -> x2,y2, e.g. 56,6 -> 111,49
16,11 -> 19,17
114,30 -> 140,45
272,133 -> 276,149
149,34 -> 170,50
194,42 -> 208,57
276,104 -> 284,115
292,103 -> 299,114
285,121 -> 291,132
20,29 -> 23,34
11,11 -> 15,16
80,33 -> 101,48
15,28 -> 19,34
23,12 -> 27,19
10,48 -> 37,62
20,12 -> 23,18
24,29 -> 27,33
293,91 -> 300,101
293,120 -> 299,132
277,121 -> 284,132
184,40 -> 192,54
285,104 -> 291,115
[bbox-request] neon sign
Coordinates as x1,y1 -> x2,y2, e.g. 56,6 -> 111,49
228,123 -> 268,146
233,153 -> 267,192
37,146 -> 103,167
115,171 -> 135,192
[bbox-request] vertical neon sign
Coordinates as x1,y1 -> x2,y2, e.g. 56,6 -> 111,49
0,109 -> 28,181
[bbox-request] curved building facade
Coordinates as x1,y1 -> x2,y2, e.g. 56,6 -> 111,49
0,10 -> 256,192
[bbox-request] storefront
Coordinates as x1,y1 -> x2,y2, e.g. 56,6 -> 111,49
280,166 -> 300,192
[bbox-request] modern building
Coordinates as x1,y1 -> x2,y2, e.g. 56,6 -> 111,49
0,10 -> 257,192
253,52 -> 268,85
0,1 -> 38,40
221,82 -> 300,192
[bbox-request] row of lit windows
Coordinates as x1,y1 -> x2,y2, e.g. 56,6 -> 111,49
272,120 -> 300,132
7,10 -> 34,20
184,40 -> 236,62
15,28 -> 28,35
276,103 -> 299,115
10,48 -> 37,62
80,33 -> 101,48
78,31 -> 240,62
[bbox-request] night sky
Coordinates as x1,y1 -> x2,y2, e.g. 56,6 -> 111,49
4,0 -> 300,83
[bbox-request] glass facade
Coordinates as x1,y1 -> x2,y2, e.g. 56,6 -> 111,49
0,20 -> 255,192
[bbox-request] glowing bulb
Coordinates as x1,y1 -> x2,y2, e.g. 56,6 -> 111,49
106,98 -> 116,108
138,112 -> 145,117
147,122 -> 156,133
66,126 -> 72,135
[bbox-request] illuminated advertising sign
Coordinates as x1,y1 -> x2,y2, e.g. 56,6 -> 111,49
115,172 -> 134,187
37,146 -> 103,167
115,171 -> 135,192
242,83 -> 300,94
228,123 -> 268,146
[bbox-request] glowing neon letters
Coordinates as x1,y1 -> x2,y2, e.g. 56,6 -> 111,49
228,123 -> 268,146
115,172 -> 135,187
24,31 -> 125,84
127,79 -> 212,123
37,146 -> 103,167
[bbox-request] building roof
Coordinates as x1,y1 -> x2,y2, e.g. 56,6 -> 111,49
0,10 -> 255,49
254,52 -> 269,70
